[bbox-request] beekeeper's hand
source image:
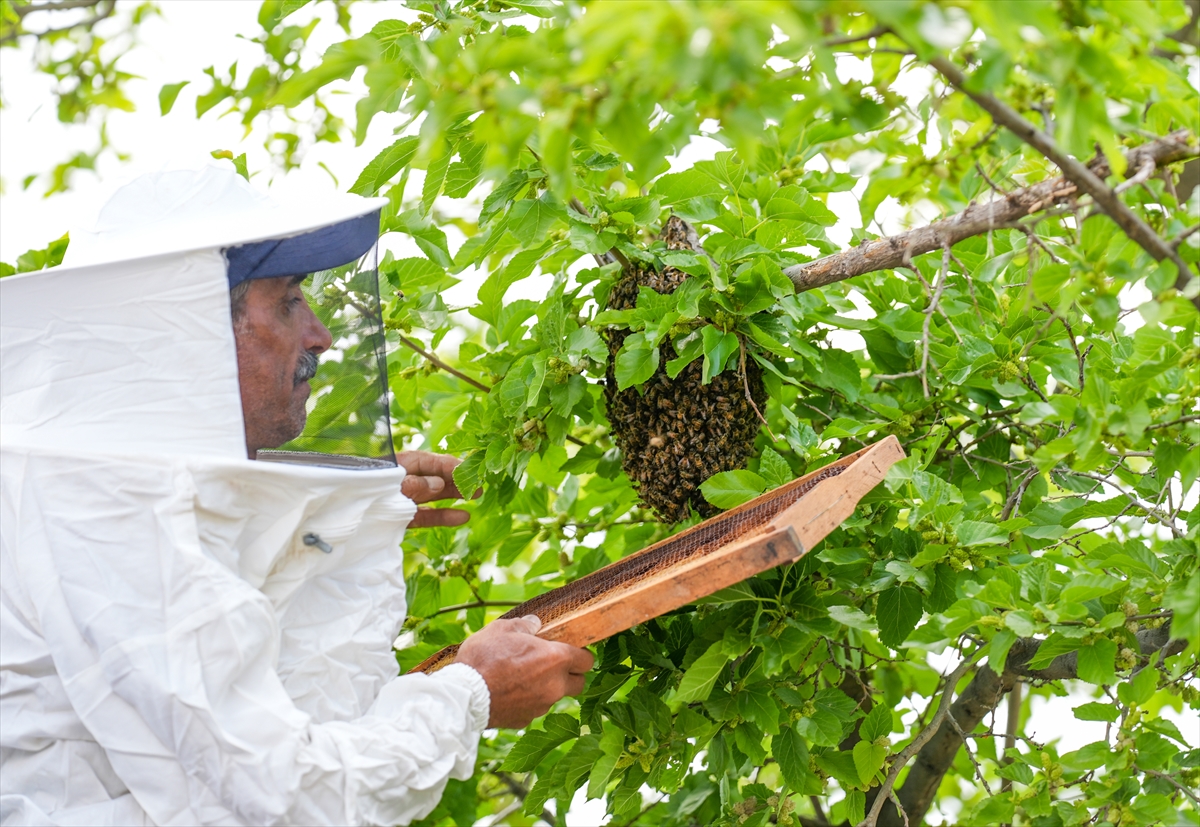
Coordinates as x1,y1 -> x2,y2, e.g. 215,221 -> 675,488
397,450 -> 480,528
456,615 -> 594,728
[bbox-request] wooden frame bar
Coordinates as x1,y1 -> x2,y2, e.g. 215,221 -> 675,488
410,435 -> 905,672
539,435 -> 905,647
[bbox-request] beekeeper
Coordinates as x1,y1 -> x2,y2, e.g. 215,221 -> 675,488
0,167 -> 592,826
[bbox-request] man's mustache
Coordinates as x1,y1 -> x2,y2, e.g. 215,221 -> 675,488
294,351 -> 319,385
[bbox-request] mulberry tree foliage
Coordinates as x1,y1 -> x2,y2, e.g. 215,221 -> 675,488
11,0 -> 1200,825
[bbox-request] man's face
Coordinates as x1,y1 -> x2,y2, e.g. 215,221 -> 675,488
232,276 -> 332,457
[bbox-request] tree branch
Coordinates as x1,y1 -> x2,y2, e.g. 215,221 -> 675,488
859,653 -> 978,827
926,57 -> 1199,307
13,0 -> 105,18
492,771 -> 557,826
783,130 -> 1197,299
885,625 -> 1185,826
1,0 -> 114,45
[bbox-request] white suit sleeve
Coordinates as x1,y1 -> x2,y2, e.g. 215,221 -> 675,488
13,455 -> 488,827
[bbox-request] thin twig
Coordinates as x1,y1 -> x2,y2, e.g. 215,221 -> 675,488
1134,766 -> 1200,808
887,790 -> 910,827
917,246 -> 952,398
945,712 -> 994,796
426,600 -> 524,618
1000,466 -> 1039,521
822,24 -> 891,47
1114,157 -> 1158,194
859,652 -> 979,827
1146,413 -> 1200,430
999,682 -> 1022,802
809,795 -> 830,825
397,334 -> 588,447
975,161 -> 1010,198
1170,223 -> 1200,248
873,369 -> 922,381
398,334 -> 492,392
739,337 -> 778,440
491,772 -> 557,826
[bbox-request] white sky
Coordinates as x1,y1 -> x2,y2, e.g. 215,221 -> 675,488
1,5 -> 1195,824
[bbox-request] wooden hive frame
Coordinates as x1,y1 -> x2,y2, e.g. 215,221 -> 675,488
411,435 -> 904,672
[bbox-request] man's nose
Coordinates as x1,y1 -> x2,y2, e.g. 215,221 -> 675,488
303,303 -> 333,354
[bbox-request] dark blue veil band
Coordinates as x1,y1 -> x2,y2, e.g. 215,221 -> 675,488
224,210 -> 382,288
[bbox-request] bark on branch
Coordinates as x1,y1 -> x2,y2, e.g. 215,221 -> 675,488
927,59 -> 1199,307
875,625 -> 1184,827
783,130 -> 1197,297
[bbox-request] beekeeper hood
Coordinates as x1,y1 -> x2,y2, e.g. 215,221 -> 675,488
0,168 -> 491,827
4,164 -> 395,466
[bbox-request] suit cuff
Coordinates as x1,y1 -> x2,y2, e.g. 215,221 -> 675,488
436,663 -> 490,732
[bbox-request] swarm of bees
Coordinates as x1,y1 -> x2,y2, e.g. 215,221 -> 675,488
603,216 -> 766,523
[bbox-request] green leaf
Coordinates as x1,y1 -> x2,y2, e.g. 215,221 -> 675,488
452,451 -> 484,499
973,795 -> 1016,824
737,684 -> 781,735
1004,610 -> 1037,637
210,150 -> 248,180
989,629 -> 1017,675
651,168 -> 725,203
1059,573 -> 1123,603
350,136 -> 419,196
1129,794 -> 1180,825
853,740 -> 888,785
772,728 -> 814,793
1032,264 -> 1072,302
1060,740 -> 1111,773
956,520 -> 1008,547
859,703 -> 892,743
474,243 -> 550,328
566,327 -> 606,364
827,604 -> 875,632
843,789 -> 866,825
1028,633 -> 1082,670
1060,496 -> 1138,526
1076,638 -> 1117,685
875,584 -> 924,648
1163,569 -> 1200,649
700,325 -> 739,384
614,333 -> 660,390
420,142 -> 452,215
280,0 -> 313,19
508,193 -> 567,246
501,713 -> 579,771
158,81 -> 189,115
1117,662 -> 1158,706
700,470 -> 768,509
587,725 -> 625,799
674,642 -> 730,703
666,330 -> 705,378
757,447 -> 793,489
1073,701 -> 1120,722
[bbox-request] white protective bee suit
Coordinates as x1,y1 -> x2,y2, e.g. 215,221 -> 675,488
0,168 -> 490,826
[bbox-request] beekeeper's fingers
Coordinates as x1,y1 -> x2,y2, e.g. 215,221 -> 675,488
397,451 -> 475,502
407,506 -> 470,528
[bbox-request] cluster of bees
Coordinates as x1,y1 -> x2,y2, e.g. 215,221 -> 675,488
603,216 -> 766,523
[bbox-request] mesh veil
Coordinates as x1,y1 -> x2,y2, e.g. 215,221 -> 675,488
258,242 -> 396,469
